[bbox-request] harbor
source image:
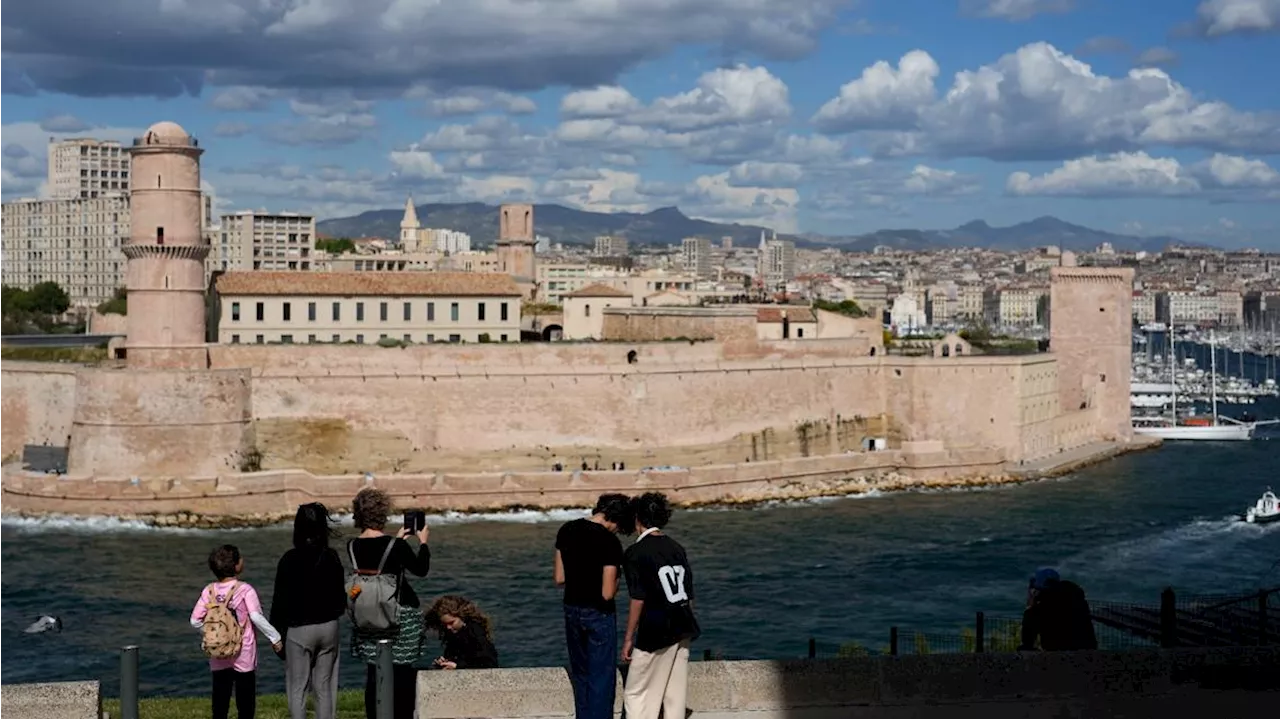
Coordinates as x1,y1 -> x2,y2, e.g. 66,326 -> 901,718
1130,327 -> 1280,440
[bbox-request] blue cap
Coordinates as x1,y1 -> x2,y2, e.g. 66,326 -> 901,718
1031,568 -> 1060,589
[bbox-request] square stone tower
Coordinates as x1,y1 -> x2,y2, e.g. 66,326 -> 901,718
1050,267 -> 1134,442
496,203 -> 536,282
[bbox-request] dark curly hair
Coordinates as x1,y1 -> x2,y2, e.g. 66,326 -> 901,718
631,492 -> 673,530
595,493 -> 635,535
352,488 -> 391,531
424,595 -> 494,642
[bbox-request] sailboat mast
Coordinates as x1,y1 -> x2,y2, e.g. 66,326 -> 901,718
1170,327 -> 1178,421
1210,329 -> 1219,424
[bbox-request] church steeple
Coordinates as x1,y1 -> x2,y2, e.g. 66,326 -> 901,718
400,196 -> 420,250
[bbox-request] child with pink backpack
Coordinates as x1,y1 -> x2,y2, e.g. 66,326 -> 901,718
191,544 -> 285,719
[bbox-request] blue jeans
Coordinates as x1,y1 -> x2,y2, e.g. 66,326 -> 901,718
564,605 -> 618,719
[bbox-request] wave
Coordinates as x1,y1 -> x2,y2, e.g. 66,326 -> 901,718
1058,514 -> 1280,578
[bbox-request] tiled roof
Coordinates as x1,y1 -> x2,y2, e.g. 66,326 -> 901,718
756,307 -> 817,323
215,271 -> 521,297
564,283 -> 632,298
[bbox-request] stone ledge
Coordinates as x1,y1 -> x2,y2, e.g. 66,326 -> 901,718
0,680 -> 101,719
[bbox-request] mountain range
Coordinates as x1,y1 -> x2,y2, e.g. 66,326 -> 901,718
316,203 -> 1190,253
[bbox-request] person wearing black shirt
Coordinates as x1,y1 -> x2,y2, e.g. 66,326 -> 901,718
348,488 -> 432,719
270,503 -> 347,719
622,493 -> 699,719
424,595 -> 499,669
554,493 -> 633,719
1019,568 -> 1098,651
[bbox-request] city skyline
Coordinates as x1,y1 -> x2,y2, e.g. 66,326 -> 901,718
3,0 -> 1279,247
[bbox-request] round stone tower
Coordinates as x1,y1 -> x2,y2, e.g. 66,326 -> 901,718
124,121 -> 209,368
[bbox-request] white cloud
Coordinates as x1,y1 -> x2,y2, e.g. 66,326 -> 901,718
422,88 -> 539,116
815,43 -> 1280,160
1196,0 -> 1280,36
1135,47 -> 1179,68
902,165 -> 981,195
812,51 -> 938,131
727,161 -> 805,188
682,172 -> 800,232
962,0 -> 1075,21
1006,151 -> 1280,198
1,121 -> 142,199
561,86 -> 643,118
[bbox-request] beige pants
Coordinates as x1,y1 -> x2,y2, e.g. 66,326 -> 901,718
623,639 -> 691,719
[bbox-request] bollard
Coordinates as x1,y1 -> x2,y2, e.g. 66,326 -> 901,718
703,648 -> 712,662
376,639 -> 394,719
120,645 -> 139,719
1260,592 -> 1269,647
808,637 -> 816,659
1160,587 -> 1177,648
889,627 -> 899,656
975,612 -> 985,654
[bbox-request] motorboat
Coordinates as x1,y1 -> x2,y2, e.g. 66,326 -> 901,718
1244,490 -> 1280,525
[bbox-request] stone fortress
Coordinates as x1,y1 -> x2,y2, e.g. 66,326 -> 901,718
1,122 -> 1147,523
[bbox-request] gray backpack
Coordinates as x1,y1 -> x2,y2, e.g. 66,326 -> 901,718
345,539 -> 400,633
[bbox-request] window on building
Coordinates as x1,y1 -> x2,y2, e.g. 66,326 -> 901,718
449,334 -> 461,343
332,302 -> 340,321
308,334 -> 316,344
282,302 -> 292,321
585,304 -> 591,317
427,302 -> 435,321
380,334 -> 388,340
426,333 -> 435,343
450,302 -> 459,322
478,302 -> 486,321
281,335 -> 293,344
332,334 -> 340,343
797,328 -> 804,338
356,302 -> 365,321
156,227 -> 164,245
403,334 -> 412,342
380,302 -> 388,321
256,302 -> 264,321
500,302 -> 509,321
255,335 -> 265,344
403,302 -> 411,321
307,302 -> 316,321
500,334 -> 508,342
231,302 -> 241,321
356,334 -> 365,344
231,334 -> 240,344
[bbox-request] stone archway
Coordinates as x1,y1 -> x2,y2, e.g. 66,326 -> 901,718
542,324 -> 563,341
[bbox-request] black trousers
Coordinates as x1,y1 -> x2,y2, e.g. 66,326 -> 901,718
364,663 -> 417,719
211,668 -> 256,719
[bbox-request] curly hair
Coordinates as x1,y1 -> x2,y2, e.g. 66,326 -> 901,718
352,488 -> 391,531
631,492 -> 673,530
424,595 -> 493,642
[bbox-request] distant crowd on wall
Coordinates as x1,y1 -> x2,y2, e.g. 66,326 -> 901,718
190,488 -> 698,719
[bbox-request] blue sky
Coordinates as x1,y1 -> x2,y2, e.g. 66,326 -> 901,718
3,0 -> 1279,247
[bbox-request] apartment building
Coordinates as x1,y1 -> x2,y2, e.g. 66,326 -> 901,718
536,262 -> 630,304
760,238 -> 796,290
214,211 -> 316,273
1167,290 -> 1223,326
214,271 -> 521,344
1132,291 -> 1159,324
682,237 -> 713,279
983,286 -> 1047,327
593,235 -> 629,257
47,138 -> 131,200
1,195 -> 129,307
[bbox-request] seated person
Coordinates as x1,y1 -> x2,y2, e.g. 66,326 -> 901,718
424,595 -> 499,669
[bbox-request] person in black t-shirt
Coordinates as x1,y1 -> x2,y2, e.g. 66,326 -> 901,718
622,492 -> 699,719
424,595 -> 499,669
554,494 -> 634,719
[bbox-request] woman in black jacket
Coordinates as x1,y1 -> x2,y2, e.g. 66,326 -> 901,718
424,595 -> 498,669
270,502 -> 347,719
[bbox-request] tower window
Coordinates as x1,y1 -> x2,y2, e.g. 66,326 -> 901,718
156,227 -> 164,245
157,174 -> 161,188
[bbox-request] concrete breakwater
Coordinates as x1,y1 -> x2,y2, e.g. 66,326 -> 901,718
0,440 -> 1157,528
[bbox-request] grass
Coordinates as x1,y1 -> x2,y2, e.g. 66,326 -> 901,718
0,345 -> 108,362
102,689 -> 367,719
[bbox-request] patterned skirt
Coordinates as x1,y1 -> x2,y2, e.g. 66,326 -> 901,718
351,604 -> 425,666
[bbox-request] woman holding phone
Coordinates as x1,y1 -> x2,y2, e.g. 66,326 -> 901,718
348,489 -> 432,719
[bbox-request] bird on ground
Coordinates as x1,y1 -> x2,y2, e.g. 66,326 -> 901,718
24,615 -> 62,634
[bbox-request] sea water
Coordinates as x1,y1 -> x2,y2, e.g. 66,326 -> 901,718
2,441 -> 1278,696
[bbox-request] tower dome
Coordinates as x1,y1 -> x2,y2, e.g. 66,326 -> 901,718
142,121 -> 191,145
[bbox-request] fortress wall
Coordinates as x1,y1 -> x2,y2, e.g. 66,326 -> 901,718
601,308 -> 757,342
0,362 -> 79,460
66,367 -> 253,477
0,447 -> 1010,519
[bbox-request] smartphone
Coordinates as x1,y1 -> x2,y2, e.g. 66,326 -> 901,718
403,510 -> 427,533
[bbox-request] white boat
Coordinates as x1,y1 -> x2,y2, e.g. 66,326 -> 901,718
1133,330 -> 1258,442
1245,490 -> 1280,525
1140,322 -> 1167,333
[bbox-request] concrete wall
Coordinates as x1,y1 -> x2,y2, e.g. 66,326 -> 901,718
0,681 -> 100,719
416,648 -> 1280,719
1,447 -> 1009,519
67,367 -> 253,476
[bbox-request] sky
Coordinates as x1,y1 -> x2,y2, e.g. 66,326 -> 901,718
2,0 -> 1279,247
